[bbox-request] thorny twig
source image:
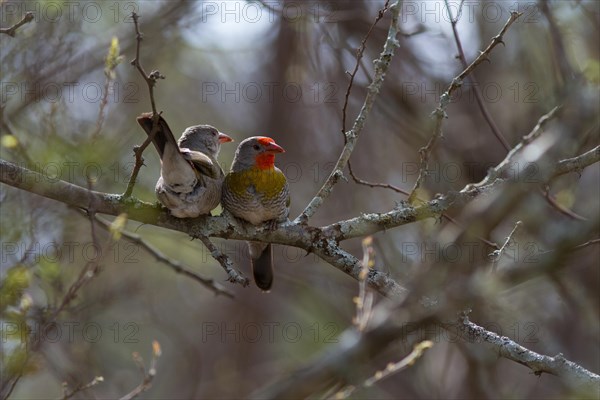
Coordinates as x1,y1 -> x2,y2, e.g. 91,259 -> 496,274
408,11 -> 523,203
122,12 -> 165,199
0,12 -> 34,37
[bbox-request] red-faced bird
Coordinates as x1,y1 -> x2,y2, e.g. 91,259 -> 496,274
221,137 -> 290,291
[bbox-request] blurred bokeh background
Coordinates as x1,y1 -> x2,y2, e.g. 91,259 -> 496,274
1,0 -> 598,398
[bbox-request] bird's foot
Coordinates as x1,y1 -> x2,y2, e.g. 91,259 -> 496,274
265,219 -> 280,231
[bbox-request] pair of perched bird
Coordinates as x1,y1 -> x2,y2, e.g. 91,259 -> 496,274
137,114 -> 289,291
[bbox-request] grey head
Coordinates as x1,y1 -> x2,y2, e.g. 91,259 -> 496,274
178,125 -> 233,157
230,136 -> 285,172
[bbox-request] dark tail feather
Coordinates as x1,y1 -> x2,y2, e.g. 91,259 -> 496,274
252,244 -> 273,291
136,113 -> 178,158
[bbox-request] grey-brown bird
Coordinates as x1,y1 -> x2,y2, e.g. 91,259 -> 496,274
136,113 -> 233,218
221,137 -> 290,291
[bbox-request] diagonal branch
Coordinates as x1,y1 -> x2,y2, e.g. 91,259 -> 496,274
122,12 -> 165,199
444,0 -> 510,151
0,12 -> 34,37
407,11 -> 523,203
92,214 -> 235,297
469,106 -> 560,189
296,0 -> 402,223
552,145 -> 600,178
196,235 -> 250,287
459,316 -> 600,394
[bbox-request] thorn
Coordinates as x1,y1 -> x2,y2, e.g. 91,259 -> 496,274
476,50 -> 491,64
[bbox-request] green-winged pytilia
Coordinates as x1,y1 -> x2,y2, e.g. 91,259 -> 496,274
221,137 -> 290,291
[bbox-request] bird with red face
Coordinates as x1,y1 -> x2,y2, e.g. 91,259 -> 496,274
137,113 -> 233,218
221,137 -> 290,291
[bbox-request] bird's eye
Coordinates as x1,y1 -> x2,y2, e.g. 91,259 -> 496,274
253,145 -> 260,150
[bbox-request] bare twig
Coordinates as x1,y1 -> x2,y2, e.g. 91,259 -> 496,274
130,12 -> 164,115
347,164 -> 411,195
196,236 -> 250,287
48,182 -> 113,321
332,340 -> 434,399
353,237 -> 375,332
490,220 -> 522,272
122,12 -> 165,199
61,376 -> 104,400
538,238 -> 600,256
442,214 -> 499,249
119,341 -> 161,400
0,363 -> 26,400
545,145 -> 600,220
297,0 -> 403,223
91,38 -> 123,140
538,1 -> 577,84
0,12 -> 34,37
444,0 -> 510,151
339,1 -> 410,194
468,106 -> 560,189
408,11 -> 523,203
92,214 -> 234,298
572,238 -> 600,251
542,189 -> 588,221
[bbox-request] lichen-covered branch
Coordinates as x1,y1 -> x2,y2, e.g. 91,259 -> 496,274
460,317 -> 600,395
196,235 -> 250,287
1,142 -> 597,297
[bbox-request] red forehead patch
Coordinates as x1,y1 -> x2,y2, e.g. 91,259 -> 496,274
257,137 -> 275,146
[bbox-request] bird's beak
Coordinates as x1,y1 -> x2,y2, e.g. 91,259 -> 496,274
218,132 -> 234,143
265,142 -> 285,153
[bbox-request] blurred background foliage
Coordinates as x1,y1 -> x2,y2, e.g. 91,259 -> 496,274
1,0 -> 598,398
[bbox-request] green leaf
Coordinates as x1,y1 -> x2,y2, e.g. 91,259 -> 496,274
0,266 -> 31,313
38,258 -> 61,284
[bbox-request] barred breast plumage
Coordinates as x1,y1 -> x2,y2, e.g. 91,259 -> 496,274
221,136 -> 290,291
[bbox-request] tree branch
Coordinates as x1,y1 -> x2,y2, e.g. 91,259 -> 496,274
552,145 -> 600,178
195,235 -> 250,287
2,141 -> 598,297
297,0 -> 402,223
460,316 -> 600,395
444,0 -> 511,151
123,12 -> 165,199
469,106 -> 561,189
408,11 -> 523,203
92,214 -> 235,297
0,12 -> 34,37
